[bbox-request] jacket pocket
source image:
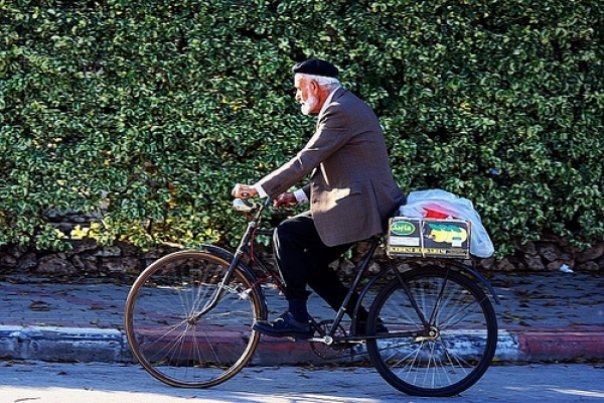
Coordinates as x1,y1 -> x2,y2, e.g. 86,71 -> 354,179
333,182 -> 363,201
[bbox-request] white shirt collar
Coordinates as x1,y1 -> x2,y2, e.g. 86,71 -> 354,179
318,87 -> 340,118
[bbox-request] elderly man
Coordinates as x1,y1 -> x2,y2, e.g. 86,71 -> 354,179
232,59 -> 405,338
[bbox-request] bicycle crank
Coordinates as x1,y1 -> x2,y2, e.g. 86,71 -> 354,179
309,320 -> 354,360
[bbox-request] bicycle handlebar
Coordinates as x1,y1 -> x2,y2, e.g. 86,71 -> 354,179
232,198 -> 258,213
232,197 -> 272,214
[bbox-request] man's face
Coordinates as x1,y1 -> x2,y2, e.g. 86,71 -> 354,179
294,74 -> 320,115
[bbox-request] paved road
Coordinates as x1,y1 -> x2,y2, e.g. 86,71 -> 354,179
1,362 -> 603,402
1,271 -> 603,364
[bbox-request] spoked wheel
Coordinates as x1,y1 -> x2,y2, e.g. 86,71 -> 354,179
124,251 -> 262,388
366,267 -> 497,397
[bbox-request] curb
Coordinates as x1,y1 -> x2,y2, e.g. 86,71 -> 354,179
515,330 -> 604,361
0,325 -> 129,363
1,325 -> 603,365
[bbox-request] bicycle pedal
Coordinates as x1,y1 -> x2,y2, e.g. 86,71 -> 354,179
288,335 -> 313,342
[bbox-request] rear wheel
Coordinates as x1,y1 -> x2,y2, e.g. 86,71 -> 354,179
366,267 -> 497,397
125,251 -> 262,388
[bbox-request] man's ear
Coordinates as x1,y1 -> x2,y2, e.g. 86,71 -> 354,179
310,80 -> 320,95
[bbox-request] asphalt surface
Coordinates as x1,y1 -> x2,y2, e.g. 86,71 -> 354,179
0,269 -> 603,364
2,362 -> 604,402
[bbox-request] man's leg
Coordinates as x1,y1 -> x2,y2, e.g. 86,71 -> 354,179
273,211 -> 364,318
253,212 -> 347,338
308,256 -> 389,334
307,265 -> 366,319
272,212 -> 324,302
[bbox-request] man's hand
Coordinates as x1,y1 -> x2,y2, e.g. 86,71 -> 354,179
231,184 -> 257,199
274,192 -> 297,208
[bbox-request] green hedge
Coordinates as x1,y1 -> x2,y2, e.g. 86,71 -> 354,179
1,1 -> 603,256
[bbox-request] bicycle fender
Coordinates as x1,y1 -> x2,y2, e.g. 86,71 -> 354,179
349,267 -> 393,334
355,265 -> 393,311
452,262 -> 500,304
356,261 -> 499,311
196,244 -> 270,317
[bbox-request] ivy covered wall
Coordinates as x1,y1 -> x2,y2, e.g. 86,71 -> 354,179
1,1 -> 603,259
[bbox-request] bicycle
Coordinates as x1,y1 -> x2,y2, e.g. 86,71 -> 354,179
124,198 -> 499,397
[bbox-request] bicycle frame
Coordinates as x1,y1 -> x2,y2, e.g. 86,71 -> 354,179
199,197 -> 498,345
226,199 -> 446,344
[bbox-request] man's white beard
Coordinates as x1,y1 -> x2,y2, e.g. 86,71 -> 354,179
300,94 -> 318,115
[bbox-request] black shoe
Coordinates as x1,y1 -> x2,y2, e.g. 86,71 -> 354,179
355,318 -> 389,335
253,312 -> 313,339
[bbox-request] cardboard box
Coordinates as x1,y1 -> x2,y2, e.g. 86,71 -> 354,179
387,217 -> 471,259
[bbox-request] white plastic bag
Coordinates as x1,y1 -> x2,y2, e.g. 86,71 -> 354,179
399,189 -> 495,258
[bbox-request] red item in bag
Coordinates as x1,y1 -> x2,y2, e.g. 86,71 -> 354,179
423,208 -> 449,219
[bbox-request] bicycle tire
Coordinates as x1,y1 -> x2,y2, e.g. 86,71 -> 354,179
366,267 -> 497,397
124,250 -> 262,388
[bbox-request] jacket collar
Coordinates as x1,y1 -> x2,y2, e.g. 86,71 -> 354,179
317,87 -> 344,120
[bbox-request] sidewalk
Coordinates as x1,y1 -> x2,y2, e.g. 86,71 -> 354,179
0,270 -> 603,364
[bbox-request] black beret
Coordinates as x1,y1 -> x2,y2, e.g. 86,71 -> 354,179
292,59 -> 339,78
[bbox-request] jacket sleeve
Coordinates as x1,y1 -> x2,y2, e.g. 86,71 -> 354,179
257,103 -> 351,198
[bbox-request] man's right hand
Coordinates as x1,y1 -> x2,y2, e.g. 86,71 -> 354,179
274,192 -> 297,208
231,184 -> 258,199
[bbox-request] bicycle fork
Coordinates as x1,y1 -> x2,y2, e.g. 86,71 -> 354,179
192,220 -> 258,321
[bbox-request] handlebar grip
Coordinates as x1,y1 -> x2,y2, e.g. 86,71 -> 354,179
233,198 -> 257,213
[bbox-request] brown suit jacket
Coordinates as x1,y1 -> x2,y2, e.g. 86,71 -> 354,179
258,88 -> 405,246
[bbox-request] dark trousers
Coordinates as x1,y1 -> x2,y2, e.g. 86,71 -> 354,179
273,211 -> 367,319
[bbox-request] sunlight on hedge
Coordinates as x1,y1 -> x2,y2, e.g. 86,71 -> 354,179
0,1 -> 602,255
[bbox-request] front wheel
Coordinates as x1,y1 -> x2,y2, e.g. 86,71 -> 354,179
366,267 -> 497,397
124,250 -> 262,388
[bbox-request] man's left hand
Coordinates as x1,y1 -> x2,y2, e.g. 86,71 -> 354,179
274,192 -> 297,208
